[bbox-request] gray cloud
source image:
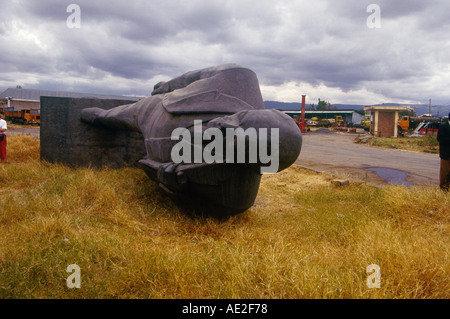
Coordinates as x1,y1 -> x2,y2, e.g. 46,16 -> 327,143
0,0 -> 449,105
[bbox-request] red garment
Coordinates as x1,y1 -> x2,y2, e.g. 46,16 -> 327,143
0,135 -> 6,160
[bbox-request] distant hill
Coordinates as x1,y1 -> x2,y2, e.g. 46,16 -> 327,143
264,101 -> 449,117
264,101 -> 302,110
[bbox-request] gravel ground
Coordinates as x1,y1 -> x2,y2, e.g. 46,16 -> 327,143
296,130 -> 440,186
6,125 -> 40,138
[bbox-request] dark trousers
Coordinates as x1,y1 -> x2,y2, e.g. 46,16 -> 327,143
440,158 -> 450,191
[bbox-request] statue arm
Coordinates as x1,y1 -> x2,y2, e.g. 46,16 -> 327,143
80,103 -> 141,132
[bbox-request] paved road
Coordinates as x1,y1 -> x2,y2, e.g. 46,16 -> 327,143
295,131 -> 440,186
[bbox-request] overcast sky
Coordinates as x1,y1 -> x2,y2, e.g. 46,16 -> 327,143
1,0 -> 449,106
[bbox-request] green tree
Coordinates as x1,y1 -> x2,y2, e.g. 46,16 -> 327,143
316,100 -> 329,111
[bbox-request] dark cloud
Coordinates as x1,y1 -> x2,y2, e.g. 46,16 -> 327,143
0,0 -> 449,105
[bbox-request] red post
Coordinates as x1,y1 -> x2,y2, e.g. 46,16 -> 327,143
301,95 -> 306,125
299,95 -> 307,132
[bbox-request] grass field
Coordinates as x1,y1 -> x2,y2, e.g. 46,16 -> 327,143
0,135 -> 448,299
368,135 -> 439,153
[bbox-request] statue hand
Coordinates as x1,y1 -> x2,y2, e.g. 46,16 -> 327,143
80,108 -> 106,124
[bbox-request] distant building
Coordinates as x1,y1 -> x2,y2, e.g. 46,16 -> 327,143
364,105 -> 411,138
0,87 -> 142,111
283,110 -> 364,125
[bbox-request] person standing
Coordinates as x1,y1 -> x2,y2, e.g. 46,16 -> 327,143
0,113 -> 7,163
437,112 -> 450,191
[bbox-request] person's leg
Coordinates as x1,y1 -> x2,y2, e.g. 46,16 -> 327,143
0,136 -> 6,163
440,159 -> 450,191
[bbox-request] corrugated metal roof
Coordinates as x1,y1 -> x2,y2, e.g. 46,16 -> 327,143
0,88 -> 143,101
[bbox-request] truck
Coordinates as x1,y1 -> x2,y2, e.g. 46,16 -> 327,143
411,119 -> 442,136
317,118 -> 335,127
361,115 -> 371,130
334,115 -> 345,127
398,115 -> 440,136
397,116 -> 419,133
3,108 -> 40,125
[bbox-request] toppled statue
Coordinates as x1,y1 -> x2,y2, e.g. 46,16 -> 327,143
80,64 -> 302,217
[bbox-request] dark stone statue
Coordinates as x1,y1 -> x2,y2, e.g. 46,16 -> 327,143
80,64 -> 302,217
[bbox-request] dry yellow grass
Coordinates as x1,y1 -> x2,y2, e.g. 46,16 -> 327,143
2,135 -> 40,163
368,135 -> 439,153
0,135 -> 448,299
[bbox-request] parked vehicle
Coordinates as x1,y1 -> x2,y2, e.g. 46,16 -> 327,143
412,121 -> 440,136
397,115 -> 424,134
3,108 -> 40,125
306,119 -> 318,126
334,115 -> 345,127
361,115 -> 371,131
318,118 -> 335,127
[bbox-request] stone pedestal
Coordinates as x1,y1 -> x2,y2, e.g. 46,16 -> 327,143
40,96 -> 146,169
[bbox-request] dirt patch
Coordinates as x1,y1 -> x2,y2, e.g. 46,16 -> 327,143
308,128 -> 337,134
